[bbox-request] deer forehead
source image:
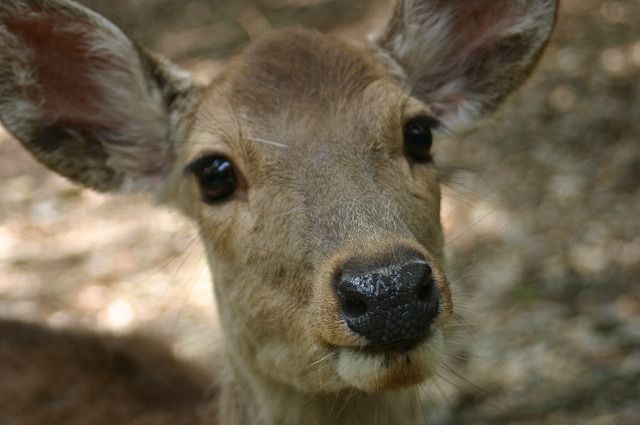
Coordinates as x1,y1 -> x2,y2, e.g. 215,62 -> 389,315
186,29 -> 429,169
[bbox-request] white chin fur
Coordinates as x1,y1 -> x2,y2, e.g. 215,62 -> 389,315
337,330 -> 444,391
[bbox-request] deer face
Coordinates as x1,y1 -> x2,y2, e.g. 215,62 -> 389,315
174,30 -> 452,392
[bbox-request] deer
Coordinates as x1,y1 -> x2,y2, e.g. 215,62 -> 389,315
0,0 -> 557,424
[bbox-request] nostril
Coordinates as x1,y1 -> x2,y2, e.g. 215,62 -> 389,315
416,281 -> 431,302
415,264 -> 434,302
337,285 -> 369,318
341,296 -> 368,318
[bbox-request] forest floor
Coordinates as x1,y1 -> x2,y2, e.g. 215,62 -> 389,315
0,1 -> 638,424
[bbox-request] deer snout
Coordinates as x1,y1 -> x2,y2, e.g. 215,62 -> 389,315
335,257 -> 440,351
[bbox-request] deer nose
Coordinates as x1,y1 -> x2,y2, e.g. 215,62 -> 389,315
335,259 -> 440,351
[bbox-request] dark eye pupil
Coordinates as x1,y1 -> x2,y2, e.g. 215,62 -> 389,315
404,116 -> 437,162
189,155 -> 237,203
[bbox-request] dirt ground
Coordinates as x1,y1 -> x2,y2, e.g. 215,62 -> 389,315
0,1 -> 638,424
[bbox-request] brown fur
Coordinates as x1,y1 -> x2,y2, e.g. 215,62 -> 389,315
0,1 -> 557,424
0,320 -> 213,425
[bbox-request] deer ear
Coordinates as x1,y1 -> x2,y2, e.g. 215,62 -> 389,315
375,0 -> 557,130
0,0 -> 198,193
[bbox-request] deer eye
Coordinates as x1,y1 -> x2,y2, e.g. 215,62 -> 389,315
187,155 -> 238,203
403,116 -> 439,163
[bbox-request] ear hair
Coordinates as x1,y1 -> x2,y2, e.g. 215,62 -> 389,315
0,0 -> 197,194
374,0 -> 557,130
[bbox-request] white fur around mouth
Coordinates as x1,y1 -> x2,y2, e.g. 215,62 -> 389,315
336,330 -> 444,391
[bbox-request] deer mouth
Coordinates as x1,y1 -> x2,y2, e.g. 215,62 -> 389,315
334,329 -> 444,391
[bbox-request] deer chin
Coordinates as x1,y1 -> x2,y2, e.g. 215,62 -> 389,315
336,330 -> 444,392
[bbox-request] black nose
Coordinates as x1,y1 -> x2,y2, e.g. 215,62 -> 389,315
335,259 -> 440,350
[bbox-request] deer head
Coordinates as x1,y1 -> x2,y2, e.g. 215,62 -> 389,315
0,1 -> 557,423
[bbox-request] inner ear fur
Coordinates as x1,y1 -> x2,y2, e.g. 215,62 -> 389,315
375,0 -> 558,130
0,0 -> 197,193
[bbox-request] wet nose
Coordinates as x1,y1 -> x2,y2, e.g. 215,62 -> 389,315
335,259 -> 440,351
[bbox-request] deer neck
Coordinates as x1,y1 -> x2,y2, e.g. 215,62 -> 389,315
214,350 -> 422,425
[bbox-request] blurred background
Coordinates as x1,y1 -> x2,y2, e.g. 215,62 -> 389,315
0,0 -> 638,424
